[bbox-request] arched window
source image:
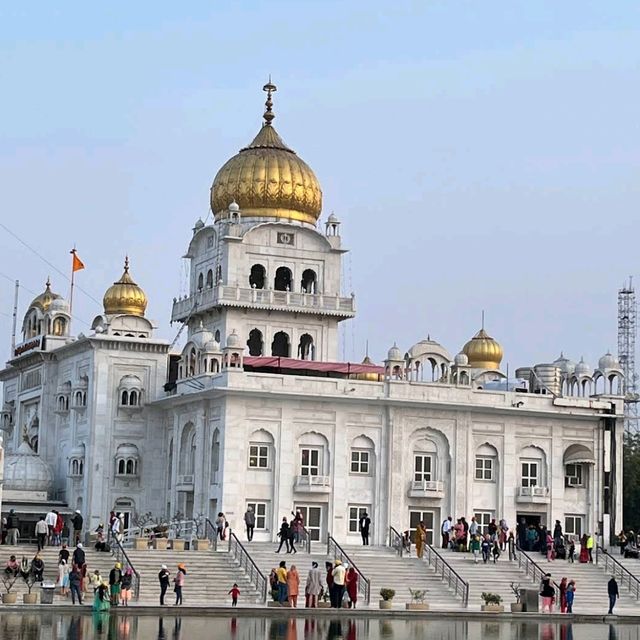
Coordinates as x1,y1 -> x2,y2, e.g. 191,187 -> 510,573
216,265 -> 222,283
129,390 -> 138,406
249,264 -> 266,289
247,329 -> 264,356
197,273 -> 204,290
211,429 -> 220,482
180,423 -> 196,475
350,435 -> 375,475
301,269 -> 317,294
121,390 -> 129,406
115,444 -> 140,477
298,334 -> 315,360
118,459 -> 125,475
189,348 -> 196,377
271,331 -> 290,357
274,267 -> 292,291
52,317 -> 67,336
206,269 -> 213,288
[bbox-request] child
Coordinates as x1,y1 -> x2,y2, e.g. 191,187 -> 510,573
402,530 -> 411,556
492,541 -> 501,563
470,535 -> 481,564
565,580 -> 575,613
229,583 -> 241,607
481,536 -> 491,563
568,540 -> 575,563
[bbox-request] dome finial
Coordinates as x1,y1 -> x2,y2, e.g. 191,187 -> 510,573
45,276 -> 51,290
124,255 -> 130,273
262,77 -> 277,126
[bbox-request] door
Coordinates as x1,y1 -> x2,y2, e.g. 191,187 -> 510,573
295,505 -> 323,541
409,510 -> 436,545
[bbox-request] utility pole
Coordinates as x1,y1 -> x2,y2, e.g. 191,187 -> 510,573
618,277 -> 638,434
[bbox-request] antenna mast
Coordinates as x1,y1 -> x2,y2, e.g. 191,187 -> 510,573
618,276 -> 638,434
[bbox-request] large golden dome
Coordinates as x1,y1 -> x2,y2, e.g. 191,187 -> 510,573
210,81 -> 322,225
103,257 -> 147,317
462,328 -> 503,370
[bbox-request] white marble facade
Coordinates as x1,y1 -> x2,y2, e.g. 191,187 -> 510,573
0,88 -> 624,546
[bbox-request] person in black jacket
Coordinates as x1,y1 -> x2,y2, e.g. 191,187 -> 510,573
608,577 -> 619,614
359,512 -> 371,546
69,566 -> 83,604
71,511 -> 83,545
6,510 -> 19,546
276,518 -> 290,553
158,564 -> 171,605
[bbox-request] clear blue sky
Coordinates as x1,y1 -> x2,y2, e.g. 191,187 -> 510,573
0,1 -> 638,370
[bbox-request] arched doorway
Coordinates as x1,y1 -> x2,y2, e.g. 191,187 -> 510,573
271,332 -> 290,357
274,267 -> 292,291
247,329 -> 264,356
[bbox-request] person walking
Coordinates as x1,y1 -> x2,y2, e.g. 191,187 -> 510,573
35,515 -> 48,551
491,540 -> 501,563
45,509 -> 57,545
346,566 -> 358,608
71,510 -> 83,545
305,561 -> 322,608
540,573 -> 555,613
288,519 -> 297,554
546,532 -> 555,562
586,533 -> 595,563
508,531 -> 517,560
276,518 -> 290,553
481,535 -> 491,564
228,583 -> 241,607
120,568 -> 133,607
244,506 -> 255,542
53,511 -> 64,546
608,576 -> 619,615
69,565 -> 83,604
470,534 -> 481,563
276,561 -> 288,604
566,581 -> 575,613
568,539 -> 576,563
331,560 -> 346,608
72,543 -> 86,586
359,511 -> 371,546
287,564 -> 300,608
109,562 -> 122,606
415,522 -> 426,559
579,535 -> 589,563
559,577 -> 568,613
291,510 -> 304,544
441,516 -> 452,549
58,559 -> 70,596
215,512 -> 227,541
174,563 -> 187,606
6,509 -> 19,546
158,564 -> 171,605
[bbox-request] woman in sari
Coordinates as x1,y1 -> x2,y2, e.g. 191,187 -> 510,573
579,534 -> 589,563
415,522 -> 426,559
93,581 -> 111,611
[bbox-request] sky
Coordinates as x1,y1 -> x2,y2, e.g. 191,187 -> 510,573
0,1 -> 638,371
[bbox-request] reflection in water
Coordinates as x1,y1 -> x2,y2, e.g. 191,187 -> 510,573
0,615 -> 639,640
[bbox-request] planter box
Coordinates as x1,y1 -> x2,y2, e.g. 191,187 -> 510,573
379,600 -> 393,610
192,539 -> 210,551
510,603 -> 523,613
481,604 -> 505,613
23,593 -> 38,605
153,538 -> 168,550
171,539 -> 185,551
2,593 -> 17,604
134,537 -> 148,550
406,603 -> 429,611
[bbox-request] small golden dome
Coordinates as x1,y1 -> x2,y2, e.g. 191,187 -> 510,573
29,278 -> 62,312
103,257 -> 147,317
210,81 -> 322,225
354,355 -> 382,382
462,328 -> 503,370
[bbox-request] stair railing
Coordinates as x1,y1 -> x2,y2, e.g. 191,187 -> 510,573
597,546 -> 640,599
423,544 -> 469,606
228,530 -> 268,603
112,535 -> 141,600
301,525 -> 312,554
517,549 -> 559,600
327,534 -> 371,605
204,517 -> 220,551
388,526 -> 404,557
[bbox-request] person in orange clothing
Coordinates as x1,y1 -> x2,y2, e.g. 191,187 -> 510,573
286,565 -> 300,607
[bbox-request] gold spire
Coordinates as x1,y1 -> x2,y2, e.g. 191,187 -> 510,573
210,81 -> 322,224
462,328 -> 504,370
103,257 -> 148,317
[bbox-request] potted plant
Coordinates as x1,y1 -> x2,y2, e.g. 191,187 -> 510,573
406,588 -> 429,611
132,512 -> 155,550
152,522 -> 169,549
510,582 -> 523,613
379,588 -> 395,610
22,574 -> 39,604
1,575 -> 18,604
481,592 -> 504,613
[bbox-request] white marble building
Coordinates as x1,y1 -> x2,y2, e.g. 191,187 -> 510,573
0,83 -> 624,546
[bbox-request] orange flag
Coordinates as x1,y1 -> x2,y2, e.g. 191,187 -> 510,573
71,249 -> 85,272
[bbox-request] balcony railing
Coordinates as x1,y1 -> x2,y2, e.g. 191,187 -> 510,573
294,475 -> 331,493
516,486 -> 550,502
171,285 -> 356,322
408,479 -> 444,498
177,474 -> 194,487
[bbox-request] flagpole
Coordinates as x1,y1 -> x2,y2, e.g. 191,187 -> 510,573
69,248 -> 76,336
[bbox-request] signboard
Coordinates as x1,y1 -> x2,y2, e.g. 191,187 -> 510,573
13,336 -> 44,357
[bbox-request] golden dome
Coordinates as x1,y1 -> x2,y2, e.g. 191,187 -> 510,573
210,81 -> 322,225
29,278 -> 62,312
103,257 -> 147,317
353,355 -> 383,382
462,328 -> 504,370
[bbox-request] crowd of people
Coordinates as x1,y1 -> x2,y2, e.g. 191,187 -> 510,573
269,559 -> 358,609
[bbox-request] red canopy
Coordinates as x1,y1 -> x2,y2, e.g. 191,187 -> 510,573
243,356 -> 384,376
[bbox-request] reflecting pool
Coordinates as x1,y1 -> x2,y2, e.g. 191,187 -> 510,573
0,613 -> 638,640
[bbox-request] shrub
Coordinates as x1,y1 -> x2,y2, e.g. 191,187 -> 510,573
380,588 -> 396,601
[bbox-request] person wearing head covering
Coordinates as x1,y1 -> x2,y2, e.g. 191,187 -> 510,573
71,510 -> 83,545
109,562 -> 122,605
174,564 -> 187,606
305,561 -> 322,608
286,565 -> 300,607
30,553 -> 45,582
158,564 -> 171,605
120,567 -> 133,606
58,558 -> 70,596
346,567 -> 358,608
331,560 -> 346,608
91,569 -> 103,592
93,579 -> 111,612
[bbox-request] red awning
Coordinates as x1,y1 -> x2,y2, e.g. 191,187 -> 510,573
243,356 -> 384,375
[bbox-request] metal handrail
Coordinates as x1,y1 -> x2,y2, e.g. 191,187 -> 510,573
228,530 -> 268,603
597,545 -> 640,599
517,549 -> 559,600
424,544 -> 469,606
112,535 -> 141,600
327,534 -> 371,604
204,517 -> 220,551
301,525 -> 312,554
389,526 -> 403,557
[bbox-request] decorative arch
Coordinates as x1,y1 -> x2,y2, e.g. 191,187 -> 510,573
475,441 -> 499,482
179,422 -> 196,475
409,426 -> 452,484
350,434 -> 375,475
249,264 -> 266,289
301,269 -> 317,294
206,269 -> 214,288
247,328 -> 264,356
297,333 -> 315,360
271,331 -> 290,357
197,273 -> 204,290
115,443 -> 140,477
298,430 -> 330,477
519,444 -> 548,487
274,266 -> 292,291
